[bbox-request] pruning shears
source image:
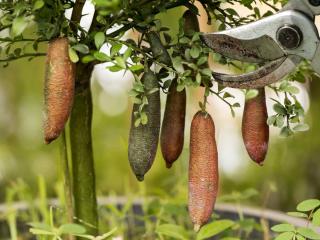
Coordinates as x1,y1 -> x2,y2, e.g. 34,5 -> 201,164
201,0 -> 320,89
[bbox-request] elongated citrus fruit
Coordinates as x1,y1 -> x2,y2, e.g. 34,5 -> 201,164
183,10 -> 199,35
44,37 -> 75,144
146,31 -> 171,66
128,70 -> 161,181
242,88 -> 269,165
189,111 -> 219,231
160,79 -> 186,168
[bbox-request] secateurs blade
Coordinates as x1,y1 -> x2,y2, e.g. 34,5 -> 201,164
201,0 -> 320,89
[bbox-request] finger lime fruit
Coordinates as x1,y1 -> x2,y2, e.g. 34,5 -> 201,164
242,88 -> 269,165
189,111 -> 219,231
128,70 -> 161,181
44,37 -> 76,144
160,79 -> 186,168
147,31 -> 171,66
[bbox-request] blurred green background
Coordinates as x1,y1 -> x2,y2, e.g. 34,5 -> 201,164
0,6 -> 319,213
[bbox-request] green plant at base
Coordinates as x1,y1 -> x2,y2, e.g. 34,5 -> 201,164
29,209 -> 117,240
272,199 -> 320,240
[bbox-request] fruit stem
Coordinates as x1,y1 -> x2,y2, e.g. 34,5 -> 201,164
70,63 -> 98,236
194,224 -> 201,232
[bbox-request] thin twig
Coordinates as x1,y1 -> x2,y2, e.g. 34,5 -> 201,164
0,53 -> 46,63
0,38 -> 47,43
106,0 -> 189,37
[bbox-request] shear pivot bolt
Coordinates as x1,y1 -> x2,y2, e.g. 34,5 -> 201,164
276,25 -> 302,50
309,0 -> 320,6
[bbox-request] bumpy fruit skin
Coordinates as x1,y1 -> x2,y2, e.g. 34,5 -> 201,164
189,111 -> 219,231
242,88 -> 269,165
146,31 -> 172,66
160,79 -> 186,168
44,37 -> 76,144
128,70 -> 161,181
183,10 -> 200,35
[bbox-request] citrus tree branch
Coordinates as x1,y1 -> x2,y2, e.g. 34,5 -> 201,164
0,53 -> 46,63
71,0 -> 87,33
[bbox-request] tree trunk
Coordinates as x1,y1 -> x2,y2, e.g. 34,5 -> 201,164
70,63 -> 98,236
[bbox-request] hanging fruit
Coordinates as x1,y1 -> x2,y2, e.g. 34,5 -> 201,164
44,37 -> 76,144
189,111 -> 219,231
160,79 -> 186,168
242,88 -> 269,165
128,70 -> 161,181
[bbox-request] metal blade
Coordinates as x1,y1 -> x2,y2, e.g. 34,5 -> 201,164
201,34 -> 285,63
213,56 -> 302,89
201,11 -> 319,63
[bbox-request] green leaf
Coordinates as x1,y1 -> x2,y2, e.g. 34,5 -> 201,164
190,46 -> 201,58
197,56 -> 207,66
68,47 -> 79,63
274,232 -> 295,240
72,44 -> 89,54
297,199 -> 320,212
280,126 -> 293,138
201,68 -> 212,77
297,227 -> 320,239
176,84 -> 185,92
273,103 -> 287,115
59,224 -> 86,235
223,92 -> 234,99
81,55 -> 95,63
267,115 -> 277,126
94,32 -> 105,49
296,235 -> 306,240
140,112 -> 148,125
132,97 -> 141,104
115,56 -> 126,69
287,212 -> 308,218
156,224 -> 187,240
11,16 -> 29,37
94,52 -> 111,62
28,222 -> 52,231
173,56 -> 183,72
284,85 -> 300,94
33,0 -> 45,10
293,124 -> 310,132
133,82 -> 144,93
134,117 -> 141,127
196,72 -> 202,84
232,103 -> 240,108
312,209 -> 320,226
271,224 -> 295,233
110,43 -> 122,57
276,115 -> 285,128
129,64 -> 144,72
29,228 -> 55,235
123,47 -> 132,61
196,220 -> 234,240
108,65 -> 123,72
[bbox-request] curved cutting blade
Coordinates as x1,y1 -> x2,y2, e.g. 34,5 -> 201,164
213,55 -> 302,89
201,34 -> 285,63
201,11 -> 319,63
